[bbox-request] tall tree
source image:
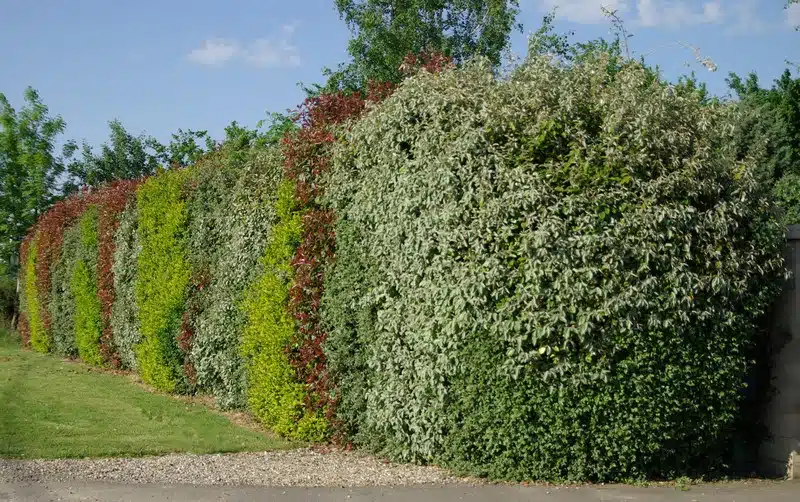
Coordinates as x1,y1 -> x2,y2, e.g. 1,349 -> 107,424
0,87 -> 68,269
319,0 -> 522,92
157,128 -> 214,168
63,119 -> 164,192
728,69 -> 800,222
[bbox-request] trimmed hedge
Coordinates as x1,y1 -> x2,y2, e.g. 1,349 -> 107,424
22,237 -> 45,351
185,146 -> 283,408
135,168 -> 191,393
323,55 -> 787,481
72,205 -> 102,366
111,199 -> 141,370
241,179 -> 326,440
281,83 -> 394,433
97,180 -> 141,367
13,49 -> 790,484
49,223 -> 81,357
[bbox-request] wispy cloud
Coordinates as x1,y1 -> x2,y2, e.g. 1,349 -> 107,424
187,24 -> 301,68
188,39 -> 240,66
539,0 -> 724,27
727,0 -> 767,33
636,0 -> 724,28
539,0 -> 629,24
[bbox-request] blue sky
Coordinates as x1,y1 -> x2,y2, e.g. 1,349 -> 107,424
1,0 -> 799,150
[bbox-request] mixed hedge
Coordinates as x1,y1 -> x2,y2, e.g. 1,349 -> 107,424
323,54 -> 787,480
15,50 -> 788,482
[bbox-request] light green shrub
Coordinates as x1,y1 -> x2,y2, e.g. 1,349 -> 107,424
71,206 -> 102,366
135,169 -> 191,393
48,224 -> 81,357
241,179 -> 326,441
324,54 -> 787,481
111,200 -> 141,370
25,236 -> 48,353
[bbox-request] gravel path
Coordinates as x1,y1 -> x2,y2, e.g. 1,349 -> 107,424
0,448 -> 468,487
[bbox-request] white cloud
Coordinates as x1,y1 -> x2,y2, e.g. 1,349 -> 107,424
243,24 -> 301,68
636,0 -> 724,28
787,3 -> 800,28
187,24 -> 301,68
727,0 -> 766,33
539,0 -> 630,24
187,39 -> 240,66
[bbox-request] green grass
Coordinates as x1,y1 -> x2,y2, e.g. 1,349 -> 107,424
0,329 -> 294,459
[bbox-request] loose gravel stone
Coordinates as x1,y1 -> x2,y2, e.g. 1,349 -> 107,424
0,448 -> 471,487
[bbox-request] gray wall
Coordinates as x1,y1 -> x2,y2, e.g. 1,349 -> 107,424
760,225 -> 800,479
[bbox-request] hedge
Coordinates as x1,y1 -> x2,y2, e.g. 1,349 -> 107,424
241,179 -> 326,440
110,199 -> 141,370
49,223 -> 81,357
22,236 -> 45,351
183,146 -> 284,408
12,50 -> 789,484
135,168 -> 191,393
323,54 -> 787,481
97,180 -> 141,367
72,205 -> 102,366
280,82 -> 394,434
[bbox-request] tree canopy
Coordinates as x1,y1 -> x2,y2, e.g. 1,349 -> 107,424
318,0 -> 522,92
0,87 -> 68,268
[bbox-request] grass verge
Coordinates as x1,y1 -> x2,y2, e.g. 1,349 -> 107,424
0,328 -> 294,459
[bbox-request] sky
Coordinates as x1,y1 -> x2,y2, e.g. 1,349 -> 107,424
1,0 -> 799,151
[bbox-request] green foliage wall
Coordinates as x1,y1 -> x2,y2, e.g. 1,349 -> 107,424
241,179 -> 326,441
135,169 -> 191,393
324,56 -> 787,481
185,146 -> 283,409
48,224 -> 81,357
71,206 -> 102,366
24,237 -> 48,353
111,200 -> 141,370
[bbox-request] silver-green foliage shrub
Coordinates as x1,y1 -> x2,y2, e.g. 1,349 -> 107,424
324,54 -> 787,481
186,145 -> 283,409
48,224 -> 82,357
111,200 -> 141,370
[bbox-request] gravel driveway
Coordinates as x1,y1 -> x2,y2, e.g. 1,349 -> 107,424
0,448 -> 465,487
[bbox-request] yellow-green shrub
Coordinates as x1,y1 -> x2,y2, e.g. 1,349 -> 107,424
241,179 -> 326,440
135,169 -> 191,393
71,206 -> 102,366
25,236 -> 48,353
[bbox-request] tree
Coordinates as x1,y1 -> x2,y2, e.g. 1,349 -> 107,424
157,128 -> 214,168
63,119 -> 164,192
0,87 -> 69,269
727,69 -> 800,223
318,0 -> 522,92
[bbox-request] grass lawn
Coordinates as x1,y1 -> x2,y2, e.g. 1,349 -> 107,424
0,329 -> 294,459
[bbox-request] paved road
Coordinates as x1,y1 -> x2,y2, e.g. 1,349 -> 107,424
1,481 -> 798,502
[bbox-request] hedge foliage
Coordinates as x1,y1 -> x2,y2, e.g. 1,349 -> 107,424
49,223 -> 81,357
22,237 -> 45,351
281,83 -> 394,433
185,145 -> 283,408
71,205 -> 102,366
110,200 -> 141,370
97,180 -> 140,367
13,49 -> 791,484
135,169 -> 191,393
241,179 -> 326,440
323,55 -> 787,481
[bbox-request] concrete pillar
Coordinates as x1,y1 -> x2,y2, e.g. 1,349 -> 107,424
760,225 -> 800,479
